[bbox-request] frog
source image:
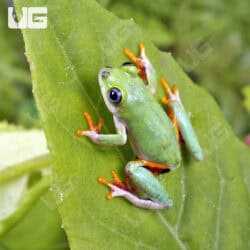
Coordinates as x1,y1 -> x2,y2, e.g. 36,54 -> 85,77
76,43 -> 203,210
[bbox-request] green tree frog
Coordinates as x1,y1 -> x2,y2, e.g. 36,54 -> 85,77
76,43 -> 203,210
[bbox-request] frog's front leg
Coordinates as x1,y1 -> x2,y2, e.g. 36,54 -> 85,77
161,78 -> 203,161
124,43 -> 157,94
98,160 -> 173,210
76,111 -> 127,146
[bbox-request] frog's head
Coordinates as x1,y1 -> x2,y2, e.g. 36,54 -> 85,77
98,62 -> 142,114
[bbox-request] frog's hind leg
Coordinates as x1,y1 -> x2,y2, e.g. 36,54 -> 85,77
124,43 -> 157,93
98,161 -> 172,209
160,78 -> 181,142
125,161 -> 172,209
160,78 -> 203,161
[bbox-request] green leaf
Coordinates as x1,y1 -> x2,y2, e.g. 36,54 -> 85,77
16,0 -> 250,249
1,192 -> 69,250
0,125 -> 68,249
0,128 -> 48,224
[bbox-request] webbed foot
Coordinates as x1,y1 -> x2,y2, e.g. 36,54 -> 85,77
160,78 -> 181,104
98,171 -> 129,200
76,111 -> 104,137
124,43 -> 156,93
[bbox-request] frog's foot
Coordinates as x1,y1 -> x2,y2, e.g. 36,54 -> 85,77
124,43 -> 156,90
160,78 -> 181,104
160,78 -> 181,142
76,111 -> 104,138
98,171 -> 168,210
124,43 -> 146,80
98,171 -> 130,200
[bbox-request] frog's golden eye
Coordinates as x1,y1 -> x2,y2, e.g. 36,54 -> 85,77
108,87 -> 122,104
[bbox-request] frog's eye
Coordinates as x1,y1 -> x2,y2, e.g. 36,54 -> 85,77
108,87 -> 122,104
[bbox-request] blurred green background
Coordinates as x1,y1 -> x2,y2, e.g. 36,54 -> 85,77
0,0 -> 40,128
0,0 -> 249,132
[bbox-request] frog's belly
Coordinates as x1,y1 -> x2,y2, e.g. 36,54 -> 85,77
128,131 -> 181,167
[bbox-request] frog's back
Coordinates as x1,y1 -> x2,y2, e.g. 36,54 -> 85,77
118,84 -> 181,167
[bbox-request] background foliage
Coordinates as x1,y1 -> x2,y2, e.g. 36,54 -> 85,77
97,0 -> 250,138
0,0 -> 39,128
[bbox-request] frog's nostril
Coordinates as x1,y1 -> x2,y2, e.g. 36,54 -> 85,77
105,66 -> 112,68
101,70 -> 110,78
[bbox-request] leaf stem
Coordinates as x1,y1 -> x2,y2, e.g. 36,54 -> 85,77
0,154 -> 51,185
0,175 -> 51,237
